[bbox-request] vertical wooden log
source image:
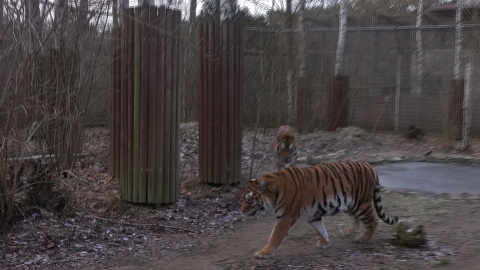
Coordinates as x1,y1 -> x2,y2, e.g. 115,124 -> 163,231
214,19 -> 222,185
119,9 -> 127,199
227,20 -> 234,182
155,6 -> 166,203
126,8 -> 134,201
327,75 -> 349,131
198,22 -> 206,182
110,24 -> 117,177
139,6 -> 149,203
132,7 -> 142,203
394,53 -> 401,132
117,6 -> 181,204
447,79 -> 464,140
198,18 -> 243,185
236,18 -> 244,182
115,32 -> 122,178
220,22 -> 228,184
173,9 -> 182,199
207,20 -> 214,184
163,9 -> 172,201
147,7 -> 158,203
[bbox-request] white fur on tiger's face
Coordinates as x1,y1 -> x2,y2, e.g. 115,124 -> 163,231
274,125 -> 298,171
276,141 -> 298,169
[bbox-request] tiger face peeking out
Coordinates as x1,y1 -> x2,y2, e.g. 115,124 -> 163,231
273,125 -> 298,171
240,161 -> 399,259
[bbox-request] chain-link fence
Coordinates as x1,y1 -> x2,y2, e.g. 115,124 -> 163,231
243,14 -> 480,134
79,12 -> 480,135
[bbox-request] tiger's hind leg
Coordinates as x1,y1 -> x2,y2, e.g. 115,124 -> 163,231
354,204 -> 378,243
344,214 -> 359,237
308,218 -> 332,249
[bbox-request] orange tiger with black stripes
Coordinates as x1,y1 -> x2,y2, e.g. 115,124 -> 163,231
240,161 -> 399,259
273,125 -> 298,171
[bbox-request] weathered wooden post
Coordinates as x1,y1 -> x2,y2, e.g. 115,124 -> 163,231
110,0 -> 121,178
111,4 -> 181,204
198,15 -> 244,185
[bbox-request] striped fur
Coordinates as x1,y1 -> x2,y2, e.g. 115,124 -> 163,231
240,161 -> 399,259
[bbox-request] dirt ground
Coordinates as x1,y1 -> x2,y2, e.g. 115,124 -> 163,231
1,123 -> 480,270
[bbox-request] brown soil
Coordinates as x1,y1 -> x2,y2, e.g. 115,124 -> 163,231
1,124 -> 480,270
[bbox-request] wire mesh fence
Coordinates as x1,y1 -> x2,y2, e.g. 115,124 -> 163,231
66,10 -> 480,136
243,21 -> 480,133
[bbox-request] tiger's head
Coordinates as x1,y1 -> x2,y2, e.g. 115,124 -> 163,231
274,125 -> 298,169
240,178 -> 276,216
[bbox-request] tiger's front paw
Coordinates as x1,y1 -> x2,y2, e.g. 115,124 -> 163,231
254,249 -> 275,259
316,238 -> 331,249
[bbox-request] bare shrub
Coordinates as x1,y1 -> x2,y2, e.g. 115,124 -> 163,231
0,0 -> 111,232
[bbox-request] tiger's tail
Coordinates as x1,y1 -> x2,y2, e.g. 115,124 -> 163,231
373,173 -> 399,225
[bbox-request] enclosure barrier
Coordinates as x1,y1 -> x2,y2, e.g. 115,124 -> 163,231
110,6 -> 181,204
327,75 -> 349,131
198,18 -> 244,185
447,79 -> 464,139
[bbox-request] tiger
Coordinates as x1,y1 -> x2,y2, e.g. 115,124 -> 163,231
240,161 -> 399,259
273,125 -> 298,171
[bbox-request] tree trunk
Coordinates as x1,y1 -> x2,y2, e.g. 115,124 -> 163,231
0,0 -> 3,26
25,0 -> 42,129
285,0 -> 295,125
462,62 -> 472,152
413,0 -> 424,95
446,1 -> 465,141
395,53 -> 401,132
189,0 -> 197,33
454,1 -> 464,80
220,0 -> 236,21
296,0 -> 308,131
334,0 -> 347,76
79,0 -> 89,28
298,0 -> 306,79
181,0 -> 197,121
328,0 -> 349,131
54,0 -> 67,23
112,0 -> 118,29
54,0 -> 67,48
26,0 -> 41,53
119,0 -> 128,9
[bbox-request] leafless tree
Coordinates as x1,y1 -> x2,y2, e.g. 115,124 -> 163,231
298,0 -> 307,83
220,0 -> 236,20
189,0 -> 197,33
334,0 -> 347,76
413,0 -> 424,95
454,0 -> 464,80
0,0 -> 112,231
285,0 -> 295,125
462,61 -> 472,152
0,0 -> 3,25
